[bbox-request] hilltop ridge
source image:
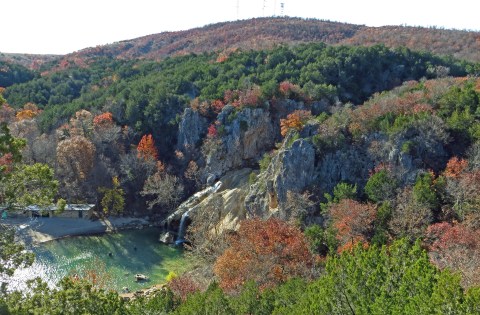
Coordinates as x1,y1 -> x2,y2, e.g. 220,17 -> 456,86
2,17 -> 479,71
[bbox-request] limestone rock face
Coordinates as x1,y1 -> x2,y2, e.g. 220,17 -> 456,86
167,168 -> 252,238
317,146 -> 373,193
203,106 -> 275,180
190,168 -> 252,234
245,137 -> 315,218
176,108 -> 207,156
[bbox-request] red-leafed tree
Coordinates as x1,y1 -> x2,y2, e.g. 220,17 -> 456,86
207,124 -> 217,138
211,99 -> 225,113
328,199 -> 376,253
278,80 -> 303,99
137,134 -> 158,160
214,217 -> 314,292
426,222 -> 480,287
168,274 -> 201,301
93,112 -> 114,128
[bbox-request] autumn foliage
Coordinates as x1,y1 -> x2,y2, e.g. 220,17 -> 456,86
206,124 -> 217,138
56,136 -> 96,181
93,112 -> 114,128
15,103 -> 41,121
214,217 -> 314,292
280,110 -> 311,137
328,199 -> 376,253
224,85 -> 263,108
278,81 -> 304,100
426,222 -> 480,287
168,274 -> 201,301
137,134 -> 158,160
444,157 -> 468,178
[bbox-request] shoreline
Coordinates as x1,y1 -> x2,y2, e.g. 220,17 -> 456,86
2,216 -> 153,245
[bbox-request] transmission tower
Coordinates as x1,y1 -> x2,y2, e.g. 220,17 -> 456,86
236,0 -> 240,19
280,1 -> 285,16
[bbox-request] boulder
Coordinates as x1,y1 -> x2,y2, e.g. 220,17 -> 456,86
159,231 -> 175,244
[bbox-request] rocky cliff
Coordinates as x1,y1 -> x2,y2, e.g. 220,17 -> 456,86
245,133 -> 316,219
202,105 -> 275,182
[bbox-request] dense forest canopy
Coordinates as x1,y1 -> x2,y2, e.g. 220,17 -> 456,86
3,43 -> 475,152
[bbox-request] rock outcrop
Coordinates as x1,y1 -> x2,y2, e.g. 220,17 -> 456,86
317,146 -> 373,192
190,168 -> 252,234
202,106 -> 275,181
176,108 -> 207,157
165,168 -> 252,239
245,135 -> 315,219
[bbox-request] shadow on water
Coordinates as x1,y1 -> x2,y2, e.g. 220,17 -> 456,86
10,228 -> 192,292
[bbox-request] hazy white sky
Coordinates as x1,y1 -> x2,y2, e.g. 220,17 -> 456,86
2,0 -> 479,55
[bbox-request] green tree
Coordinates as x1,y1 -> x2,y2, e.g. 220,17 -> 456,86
4,163 -> 59,209
0,123 -> 26,169
293,239 -> 472,314
364,169 -> 398,203
0,124 -> 60,293
98,176 -> 125,215
413,172 -> 439,210
175,282 -> 234,315
1,278 -> 128,315
0,225 -> 34,293
320,182 -> 357,212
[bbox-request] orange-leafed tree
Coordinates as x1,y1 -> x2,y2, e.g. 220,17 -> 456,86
280,110 -> 311,137
137,134 -> 158,161
93,112 -> 114,128
444,157 -> 468,178
214,217 -> 314,292
328,199 -> 376,253
15,103 -> 41,121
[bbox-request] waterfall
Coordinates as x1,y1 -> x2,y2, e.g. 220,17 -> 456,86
172,180 -> 222,246
175,209 -> 191,246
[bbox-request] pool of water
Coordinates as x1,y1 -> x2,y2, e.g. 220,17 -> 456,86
8,228 -> 191,292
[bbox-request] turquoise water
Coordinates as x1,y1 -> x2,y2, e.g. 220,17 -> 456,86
10,228 -> 191,292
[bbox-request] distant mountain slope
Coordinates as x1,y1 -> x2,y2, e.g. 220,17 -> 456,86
47,18 -> 360,71
345,25 -> 480,62
57,17 -> 480,66
0,53 -> 60,70
2,17 -> 479,72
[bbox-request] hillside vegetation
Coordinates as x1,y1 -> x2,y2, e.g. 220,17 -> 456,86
1,17 -> 480,314
2,17 -> 479,73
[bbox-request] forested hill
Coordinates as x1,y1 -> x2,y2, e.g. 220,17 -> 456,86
50,17 -> 480,67
0,52 -> 60,70
2,17 -> 479,72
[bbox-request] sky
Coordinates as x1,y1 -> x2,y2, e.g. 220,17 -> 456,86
2,0 -> 479,55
